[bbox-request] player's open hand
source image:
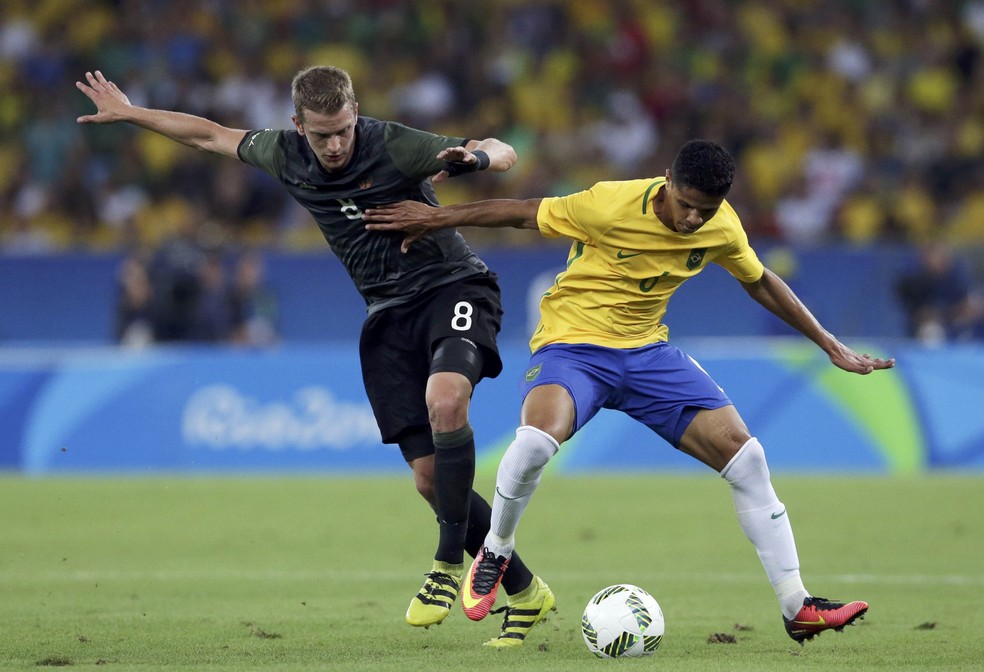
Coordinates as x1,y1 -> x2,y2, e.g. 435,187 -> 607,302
431,147 -> 477,183
828,342 -> 896,375
76,70 -> 132,124
364,201 -> 442,253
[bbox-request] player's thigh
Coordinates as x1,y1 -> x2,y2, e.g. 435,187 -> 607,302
520,343 -> 621,443
424,274 -> 504,382
620,343 -> 733,448
520,383 -> 576,445
359,308 -> 430,443
677,405 -> 752,472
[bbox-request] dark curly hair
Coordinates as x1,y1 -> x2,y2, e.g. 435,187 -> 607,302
670,140 -> 735,198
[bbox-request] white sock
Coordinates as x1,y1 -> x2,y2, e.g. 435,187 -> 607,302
721,438 -> 809,620
486,425 -> 559,558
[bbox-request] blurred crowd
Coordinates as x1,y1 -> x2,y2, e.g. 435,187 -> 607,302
1,0 -> 984,254
895,242 -> 984,343
114,228 -> 279,347
1,0 -> 984,344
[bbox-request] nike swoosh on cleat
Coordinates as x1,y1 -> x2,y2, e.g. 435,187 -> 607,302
461,590 -> 484,610
771,509 -> 787,519
794,616 -> 825,626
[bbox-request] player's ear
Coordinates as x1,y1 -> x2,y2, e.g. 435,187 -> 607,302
291,114 -> 305,135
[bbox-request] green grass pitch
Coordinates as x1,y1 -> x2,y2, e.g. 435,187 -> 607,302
1,473 -> 981,670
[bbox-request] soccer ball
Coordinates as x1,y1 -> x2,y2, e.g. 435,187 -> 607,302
581,584 -> 664,658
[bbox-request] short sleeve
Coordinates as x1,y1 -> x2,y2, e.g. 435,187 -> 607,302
238,129 -> 286,178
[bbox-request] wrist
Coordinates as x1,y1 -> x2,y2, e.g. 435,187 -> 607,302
471,150 -> 490,171
444,150 -> 491,178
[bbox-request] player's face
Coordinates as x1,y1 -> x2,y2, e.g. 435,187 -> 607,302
293,103 -> 358,171
661,173 -> 725,235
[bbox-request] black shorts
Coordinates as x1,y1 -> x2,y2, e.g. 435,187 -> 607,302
359,273 -> 504,444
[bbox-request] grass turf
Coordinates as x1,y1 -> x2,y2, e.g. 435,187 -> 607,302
0,473 -> 981,670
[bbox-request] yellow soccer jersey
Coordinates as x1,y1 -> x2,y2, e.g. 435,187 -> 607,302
530,177 -> 765,351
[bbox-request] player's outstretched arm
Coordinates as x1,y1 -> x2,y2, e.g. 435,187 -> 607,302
364,198 -> 541,253
742,268 -> 895,374
76,70 -> 247,159
431,138 -> 518,183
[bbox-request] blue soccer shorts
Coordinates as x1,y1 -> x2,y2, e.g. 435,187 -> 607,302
519,341 -> 732,447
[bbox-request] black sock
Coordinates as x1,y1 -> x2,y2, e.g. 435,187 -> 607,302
432,425 -> 475,565
466,490 -> 535,595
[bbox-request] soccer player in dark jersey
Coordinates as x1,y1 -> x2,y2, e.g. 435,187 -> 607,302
365,140 -> 896,645
76,66 -> 554,646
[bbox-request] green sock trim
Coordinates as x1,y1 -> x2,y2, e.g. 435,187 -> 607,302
507,577 -> 537,603
432,560 -> 464,578
433,424 -> 474,449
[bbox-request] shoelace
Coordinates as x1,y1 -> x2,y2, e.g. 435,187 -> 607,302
489,604 -> 525,639
472,548 -> 508,594
423,571 -> 455,593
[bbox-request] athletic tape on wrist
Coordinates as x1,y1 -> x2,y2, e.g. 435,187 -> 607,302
444,150 -> 490,177
471,150 -> 490,171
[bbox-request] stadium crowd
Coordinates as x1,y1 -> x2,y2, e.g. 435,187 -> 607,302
2,0 -> 984,345
2,0 -> 984,253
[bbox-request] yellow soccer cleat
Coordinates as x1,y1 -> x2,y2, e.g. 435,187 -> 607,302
483,576 -> 556,648
405,562 -> 463,627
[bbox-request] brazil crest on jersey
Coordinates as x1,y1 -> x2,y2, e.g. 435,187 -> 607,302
531,177 -> 765,351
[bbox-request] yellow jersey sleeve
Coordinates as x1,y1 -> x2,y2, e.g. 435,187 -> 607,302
529,180 -> 764,352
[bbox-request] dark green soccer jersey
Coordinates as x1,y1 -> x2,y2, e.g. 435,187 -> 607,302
237,116 -> 489,313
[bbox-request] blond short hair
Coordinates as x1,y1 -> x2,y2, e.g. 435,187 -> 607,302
290,66 -> 356,121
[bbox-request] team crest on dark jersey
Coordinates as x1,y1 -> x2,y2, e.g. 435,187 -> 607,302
687,248 -> 707,270
360,176 -> 373,190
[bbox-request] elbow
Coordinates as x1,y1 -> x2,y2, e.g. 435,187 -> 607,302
743,268 -> 775,296
740,278 -> 762,299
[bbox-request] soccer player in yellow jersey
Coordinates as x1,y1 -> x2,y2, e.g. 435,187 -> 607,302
365,140 -> 895,644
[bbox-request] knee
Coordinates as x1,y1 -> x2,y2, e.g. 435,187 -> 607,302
519,414 -> 570,446
426,392 -> 469,426
507,425 -> 560,469
719,432 -> 754,465
679,406 -> 753,471
720,437 -> 770,483
425,374 -> 471,431
520,385 -> 575,444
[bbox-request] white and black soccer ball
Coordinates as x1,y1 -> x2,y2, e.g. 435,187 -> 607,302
581,584 -> 664,658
